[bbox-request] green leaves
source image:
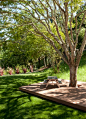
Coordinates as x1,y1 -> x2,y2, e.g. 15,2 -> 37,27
0,0 -> 86,70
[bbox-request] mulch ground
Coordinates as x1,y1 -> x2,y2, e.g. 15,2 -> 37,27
19,79 -> 86,112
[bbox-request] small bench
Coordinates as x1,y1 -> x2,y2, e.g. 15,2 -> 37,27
44,76 -> 60,88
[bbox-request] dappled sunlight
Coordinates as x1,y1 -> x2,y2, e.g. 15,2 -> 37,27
20,79 -> 86,112
0,71 -> 86,118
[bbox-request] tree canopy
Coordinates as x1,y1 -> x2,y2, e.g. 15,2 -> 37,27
0,0 -> 86,87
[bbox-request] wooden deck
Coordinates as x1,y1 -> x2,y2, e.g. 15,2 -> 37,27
19,79 -> 86,112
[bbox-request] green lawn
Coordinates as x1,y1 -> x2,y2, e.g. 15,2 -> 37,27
0,53 -> 86,119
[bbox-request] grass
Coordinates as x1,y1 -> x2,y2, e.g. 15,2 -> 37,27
0,53 -> 86,119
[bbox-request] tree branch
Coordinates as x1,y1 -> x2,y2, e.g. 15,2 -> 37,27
76,29 -> 86,66
29,21 -> 69,65
54,0 -> 65,14
64,2 -> 74,64
74,11 -> 86,50
70,0 -> 74,44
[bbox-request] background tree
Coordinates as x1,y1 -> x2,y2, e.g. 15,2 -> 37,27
1,8 -> 62,70
77,3 -> 86,28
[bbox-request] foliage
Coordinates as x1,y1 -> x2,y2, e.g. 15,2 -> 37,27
76,3 -> 86,28
77,28 -> 85,48
1,34 -> 48,68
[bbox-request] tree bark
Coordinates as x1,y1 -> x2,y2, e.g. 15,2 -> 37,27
69,65 -> 78,87
38,58 -> 40,69
44,57 -> 47,67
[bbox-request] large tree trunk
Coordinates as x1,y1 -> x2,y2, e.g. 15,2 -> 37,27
69,65 -> 78,87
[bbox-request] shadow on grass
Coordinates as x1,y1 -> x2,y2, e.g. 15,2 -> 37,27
0,74 -> 86,119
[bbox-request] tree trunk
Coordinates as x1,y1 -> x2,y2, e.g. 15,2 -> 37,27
38,58 -> 40,69
44,57 -> 46,67
69,65 -> 78,87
